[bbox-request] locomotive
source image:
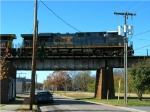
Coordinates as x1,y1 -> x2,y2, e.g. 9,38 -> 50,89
0,32 -> 134,57
20,31 -> 134,57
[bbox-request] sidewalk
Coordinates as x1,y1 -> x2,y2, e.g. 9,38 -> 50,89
0,93 -> 37,112
0,98 -> 24,112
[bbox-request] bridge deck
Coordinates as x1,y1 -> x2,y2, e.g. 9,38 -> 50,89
6,56 -> 149,70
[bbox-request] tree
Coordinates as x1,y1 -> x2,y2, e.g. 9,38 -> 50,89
129,58 -> 150,101
68,71 -> 79,90
74,71 -> 92,91
44,71 -> 72,91
87,75 -> 95,92
113,69 -> 124,93
35,82 -> 43,90
0,51 -> 10,80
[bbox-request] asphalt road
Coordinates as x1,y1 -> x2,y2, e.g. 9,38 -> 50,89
38,94 -> 147,112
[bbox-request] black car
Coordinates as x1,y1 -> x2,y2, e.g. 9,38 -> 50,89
36,90 -> 53,104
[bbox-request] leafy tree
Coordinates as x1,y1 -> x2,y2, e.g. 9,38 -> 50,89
44,71 -> 72,91
35,82 -> 43,90
74,71 -> 92,91
0,52 -> 10,80
43,80 -> 49,90
87,75 -> 95,92
129,58 -> 150,101
113,69 -> 124,93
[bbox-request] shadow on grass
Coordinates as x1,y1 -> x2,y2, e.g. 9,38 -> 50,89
75,97 -> 95,100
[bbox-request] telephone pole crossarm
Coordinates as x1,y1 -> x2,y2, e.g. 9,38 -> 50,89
114,12 -> 136,16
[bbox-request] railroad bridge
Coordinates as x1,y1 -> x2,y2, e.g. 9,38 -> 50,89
1,34 -> 149,99
7,56 -> 149,99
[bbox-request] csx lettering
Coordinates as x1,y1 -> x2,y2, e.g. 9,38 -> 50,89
54,36 -> 73,45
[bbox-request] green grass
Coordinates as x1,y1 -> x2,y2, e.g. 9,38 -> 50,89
0,104 -> 5,107
54,91 -> 150,106
81,97 -> 150,106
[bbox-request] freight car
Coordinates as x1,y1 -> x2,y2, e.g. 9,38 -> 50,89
20,31 -> 134,57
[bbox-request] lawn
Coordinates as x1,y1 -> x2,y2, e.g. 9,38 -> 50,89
16,104 -> 37,112
0,104 -> 5,107
54,91 -> 150,106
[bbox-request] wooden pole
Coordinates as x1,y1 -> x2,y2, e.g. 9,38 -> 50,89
30,0 -> 37,110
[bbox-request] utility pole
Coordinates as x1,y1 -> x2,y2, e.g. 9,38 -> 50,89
114,12 -> 136,105
35,74 -> 37,89
30,0 -> 38,110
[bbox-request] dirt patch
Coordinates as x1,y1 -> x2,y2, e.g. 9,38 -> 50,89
16,104 -> 37,112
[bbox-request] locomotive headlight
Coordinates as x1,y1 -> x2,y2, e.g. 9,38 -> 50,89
119,43 -> 121,46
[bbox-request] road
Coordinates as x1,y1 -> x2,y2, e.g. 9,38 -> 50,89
38,94 -> 146,112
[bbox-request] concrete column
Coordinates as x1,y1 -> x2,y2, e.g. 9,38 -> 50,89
95,70 -> 100,98
95,67 -> 115,99
106,67 -> 115,99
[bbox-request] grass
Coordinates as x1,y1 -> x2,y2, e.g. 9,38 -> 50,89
0,104 -> 5,107
54,91 -> 150,106
54,91 -> 94,98
82,97 -> 150,106
16,104 -> 37,112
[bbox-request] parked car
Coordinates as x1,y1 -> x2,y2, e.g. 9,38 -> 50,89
36,90 -> 53,104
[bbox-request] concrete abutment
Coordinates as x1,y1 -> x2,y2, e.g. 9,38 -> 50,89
95,67 -> 115,99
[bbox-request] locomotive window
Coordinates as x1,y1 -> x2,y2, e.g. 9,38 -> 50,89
109,32 -> 118,36
98,32 -> 104,36
86,33 -> 91,36
40,39 -> 48,42
77,33 -> 84,37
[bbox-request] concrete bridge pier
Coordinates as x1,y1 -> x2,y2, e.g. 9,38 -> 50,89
95,67 -> 115,99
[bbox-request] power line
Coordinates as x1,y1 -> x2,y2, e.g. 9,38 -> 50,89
129,30 -> 150,41
129,1 -> 145,11
115,0 -> 134,26
119,1 -> 150,29
134,44 -> 150,51
137,6 -> 150,14
119,0 -> 133,11
40,0 -> 81,32
127,43 -> 150,54
131,38 -> 150,41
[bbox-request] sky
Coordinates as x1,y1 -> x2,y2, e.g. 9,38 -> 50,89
1,0 -> 150,83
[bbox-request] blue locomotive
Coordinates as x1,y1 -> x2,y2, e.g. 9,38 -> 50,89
20,31 -> 134,57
